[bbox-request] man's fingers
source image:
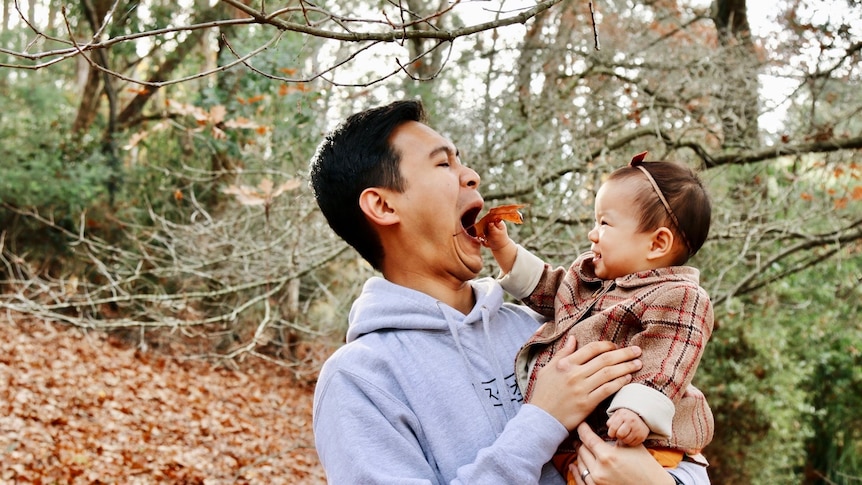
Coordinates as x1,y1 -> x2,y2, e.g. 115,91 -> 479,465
571,463 -> 587,485
592,372 -> 635,405
578,422 -> 606,451
559,340 -> 616,367
549,336 -> 577,371
549,340 -> 642,403
576,423 -> 602,482
586,355 -> 642,396
563,341 -> 643,374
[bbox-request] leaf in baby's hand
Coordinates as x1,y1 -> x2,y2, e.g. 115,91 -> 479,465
471,204 -> 526,238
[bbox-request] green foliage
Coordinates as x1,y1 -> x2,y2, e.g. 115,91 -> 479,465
0,79 -> 105,208
798,270 -> 862,485
0,76 -> 109,266
700,247 -> 862,485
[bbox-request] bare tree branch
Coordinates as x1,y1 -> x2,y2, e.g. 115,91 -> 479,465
712,217 -> 862,305
1,0 -> 564,88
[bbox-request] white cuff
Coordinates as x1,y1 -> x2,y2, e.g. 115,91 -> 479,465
607,383 -> 675,439
497,245 -> 545,299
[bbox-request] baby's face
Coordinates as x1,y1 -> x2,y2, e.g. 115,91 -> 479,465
588,179 -> 655,280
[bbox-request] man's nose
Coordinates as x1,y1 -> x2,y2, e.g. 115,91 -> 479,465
462,166 -> 480,188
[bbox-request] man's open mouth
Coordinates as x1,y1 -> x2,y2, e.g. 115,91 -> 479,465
459,207 -> 482,239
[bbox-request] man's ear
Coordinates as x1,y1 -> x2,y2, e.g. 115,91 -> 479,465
647,227 -> 675,260
359,187 -> 399,226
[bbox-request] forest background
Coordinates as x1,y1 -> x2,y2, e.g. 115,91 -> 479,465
0,0 -> 860,483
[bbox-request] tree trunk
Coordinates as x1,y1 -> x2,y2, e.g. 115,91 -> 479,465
70,67 -> 103,134
70,0 -> 115,135
117,6 -> 221,129
47,0 -> 58,32
2,0 -> 10,33
403,0 -> 448,80
80,0 -> 121,204
514,7 -> 552,118
712,0 -> 760,148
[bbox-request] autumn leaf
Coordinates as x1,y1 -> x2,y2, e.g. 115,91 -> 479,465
469,204 -> 526,238
279,84 -> 310,96
210,105 -> 226,125
222,178 -> 302,207
123,121 -> 169,150
164,99 -> 268,139
239,94 -> 265,105
224,117 -> 259,130
124,131 -> 148,150
167,99 -> 209,123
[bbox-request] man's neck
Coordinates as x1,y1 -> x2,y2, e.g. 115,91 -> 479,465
383,270 -> 476,315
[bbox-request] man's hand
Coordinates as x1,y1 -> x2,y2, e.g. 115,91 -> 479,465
572,423 -> 676,485
528,337 -> 642,430
606,408 -> 649,446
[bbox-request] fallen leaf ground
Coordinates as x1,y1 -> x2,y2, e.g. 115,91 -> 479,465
0,314 -> 329,484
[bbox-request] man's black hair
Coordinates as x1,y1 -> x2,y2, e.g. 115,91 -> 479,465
309,100 -> 426,270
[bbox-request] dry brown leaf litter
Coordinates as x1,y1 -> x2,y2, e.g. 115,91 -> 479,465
0,314 -> 327,484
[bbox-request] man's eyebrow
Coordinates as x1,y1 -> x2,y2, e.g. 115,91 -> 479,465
428,145 -> 457,159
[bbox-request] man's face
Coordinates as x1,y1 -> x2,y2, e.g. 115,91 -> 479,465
385,121 -> 485,283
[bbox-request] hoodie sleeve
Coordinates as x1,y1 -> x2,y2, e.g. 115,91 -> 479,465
668,461 -> 711,485
314,366 -> 569,485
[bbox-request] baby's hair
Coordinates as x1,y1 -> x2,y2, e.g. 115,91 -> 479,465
607,153 -> 711,264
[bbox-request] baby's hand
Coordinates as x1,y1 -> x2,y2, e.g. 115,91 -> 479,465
606,408 -> 649,446
483,219 -> 511,250
484,220 -> 518,275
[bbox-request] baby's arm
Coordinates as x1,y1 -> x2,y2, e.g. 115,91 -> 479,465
485,220 -> 519,275
607,408 -> 650,446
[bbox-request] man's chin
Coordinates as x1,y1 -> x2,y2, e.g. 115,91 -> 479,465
448,230 -> 483,276
460,255 -> 483,277
456,250 -> 484,279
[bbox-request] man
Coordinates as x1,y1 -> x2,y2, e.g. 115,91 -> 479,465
310,100 -> 709,484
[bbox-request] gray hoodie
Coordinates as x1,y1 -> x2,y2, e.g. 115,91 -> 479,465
312,276 -> 569,484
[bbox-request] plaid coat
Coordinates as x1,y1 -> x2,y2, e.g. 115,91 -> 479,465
515,251 -> 714,454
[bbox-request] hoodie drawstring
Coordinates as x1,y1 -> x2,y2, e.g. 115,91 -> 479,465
481,305 -> 520,424
439,302 -> 514,435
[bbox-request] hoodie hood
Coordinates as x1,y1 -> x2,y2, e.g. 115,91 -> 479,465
346,276 -> 504,342
345,276 -> 518,437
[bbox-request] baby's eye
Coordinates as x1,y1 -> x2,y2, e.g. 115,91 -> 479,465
437,161 -> 451,167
